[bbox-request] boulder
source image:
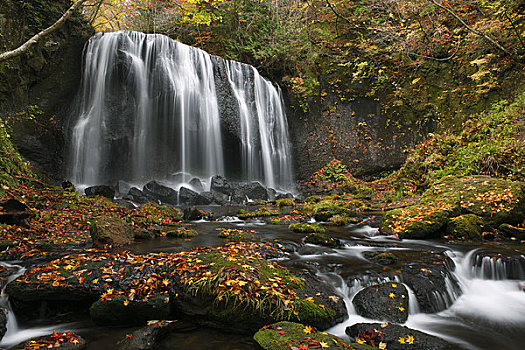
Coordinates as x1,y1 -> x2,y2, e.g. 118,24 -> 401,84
85,185 -> 114,199
143,181 -> 178,204
116,180 -> 132,196
116,320 -> 181,350
346,323 -> 458,350
12,332 -> 87,350
499,223 -> 525,240
183,207 -> 203,221
179,186 -> 199,205
114,199 -> 137,209
0,199 -> 34,226
233,182 -> 268,202
212,191 -> 229,205
210,175 -> 232,195
189,177 -> 204,192
445,214 -> 483,239
126,187 -> 152,204
304,233 -> 341,248
90,294 -> 170,327
254,322 -> 368,350
276,192 -> 294,200
313,200 -> 355,222
90,216 -> 135,247
194,191 -> 213,205
352,283 -> 409,323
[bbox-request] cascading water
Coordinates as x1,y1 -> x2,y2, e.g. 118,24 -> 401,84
68,31 -> 294,190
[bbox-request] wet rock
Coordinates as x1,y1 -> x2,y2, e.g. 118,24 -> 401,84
194,191 -> 213,205
126,187 -> 152,204
166,228 -> 197,238
304,232 -> 341,248
12,332 -> 87,350
352,283 -> 409,323
254,321 -> 365,350
210,175 -> 232,195
0,306 -> 7,341
114,199 -> 136,209
445,214 -> 483,239
233,182 -> 268,202
179,186 -> 199,204
313,200 -> 356,222
62,181 -> 75,192
183,207 -> 203,221
363,251 -> 398,265
85,185 -> 115,199
116,320 -> 181,350
276,192 -> 294,200
211,191 -> 229,205
346,323 -> 458,350
382,209 -> 450,239
143,181 -> 178,204
499,223 -> 525,240
90,294 -> 170,327
133,228 -> 155,240
116,180 -> 132,196
189,178 -> 204,192
267,188 -> 277,200
90,216 -> 135,247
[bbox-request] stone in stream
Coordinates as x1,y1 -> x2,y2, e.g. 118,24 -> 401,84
194,191 -> 214,205
11,332 -> 87,349
210,175 -> 232,195
143,181 -> 178,204
90,216 -> 153,247
116,180 -> 132,196
304,232 -> 342,248
85,185 -> 115,199
116,320 -> 194,350
346,323 -> 458,350
352,283 -> 409,323
254,321 -> 372,350
232,182 -> 268,202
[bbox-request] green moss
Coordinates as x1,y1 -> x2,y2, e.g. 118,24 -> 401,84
166,228 -> 197,238
304,232 -> 340,248
238,207 -> 279,219
217,228 -> 257,241
446,214 -> 483,239
313,200 -> 355,222
289,223 -> 325,234
131,203 -> 182,225
254,321 -> 374,350
328,214 -> 360,226
276,198 -> 295,208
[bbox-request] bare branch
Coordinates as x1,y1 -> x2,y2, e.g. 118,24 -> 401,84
428,0 -> 512,56
0,0 -> 88,63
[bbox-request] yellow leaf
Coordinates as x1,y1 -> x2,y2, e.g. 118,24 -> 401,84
398,337 -> 406,344
389,293 -> 395,299
303,325 -> 313,334
397,306 -> 405,312
123,299 -> 129,306
406,335 -> 414,344
379,342 -> 387,349
412,77 -> 421,85
355,337 -> 366,344
320,341 -> 329,348
391,284 -> 397,288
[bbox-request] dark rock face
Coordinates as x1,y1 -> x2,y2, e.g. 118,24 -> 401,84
90,294 -> 170,326
194,191 -> 214,205
183,207 -> 203,221
284,85 -> 431,180
233,182 -> 268,202
85,185 -> 114,199
116,180 -> 132,196
143,181 -> 178,204
12,333 -> 87,350
0,0 -> 93,180
346,323 -> 459,350
352,283 -> 409,323
179,186 -> 199,205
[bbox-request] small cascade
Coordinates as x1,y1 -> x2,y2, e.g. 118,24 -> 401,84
471,252 -> 525,280
68,31 -> 294,191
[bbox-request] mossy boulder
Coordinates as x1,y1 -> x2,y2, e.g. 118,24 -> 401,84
166,228 -> 197,238
445,214 -> 484,239
499,223 -> 525,239
89,294 -> 171,327
381,176 -> 525,240
328,214 -> 360,226
12,332 -> 87,350
276,198 -> 295,208
363,251 -> 398,265
289,222 -> 325,233
313,200 -> 355,222
304,232 -> 341,248
254,321 -> 374,350
352,283 -> 409,323
90,216 -> 135,247
116,320 -> 181,350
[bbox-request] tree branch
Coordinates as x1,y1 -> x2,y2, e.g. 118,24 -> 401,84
428,0 -> 512,56
0,0 -> 88,63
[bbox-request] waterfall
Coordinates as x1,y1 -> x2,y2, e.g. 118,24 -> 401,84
68,31 -> 294,190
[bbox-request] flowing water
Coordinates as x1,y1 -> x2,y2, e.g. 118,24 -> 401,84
68,31 -> 294,191
1,219 -> 525,349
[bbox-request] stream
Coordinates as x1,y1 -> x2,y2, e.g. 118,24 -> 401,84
0,212 -> 524,350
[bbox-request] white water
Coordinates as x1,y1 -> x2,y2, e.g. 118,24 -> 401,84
318,245 -> 525,350
0,263 -> 71,348
69,31 -> 294,191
